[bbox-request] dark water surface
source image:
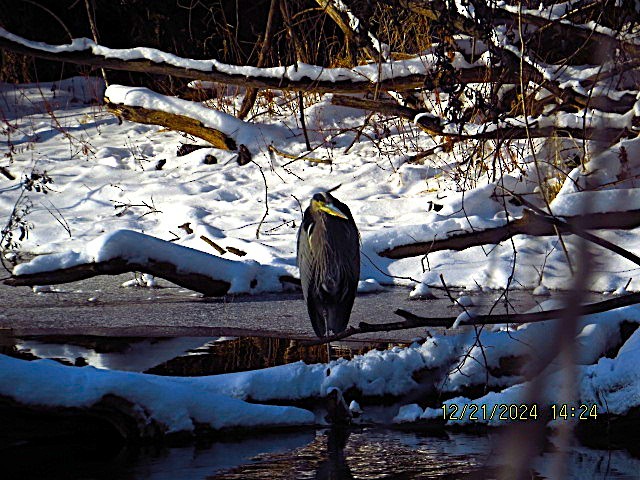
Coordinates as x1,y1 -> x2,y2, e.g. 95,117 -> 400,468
3,428 -> 639,479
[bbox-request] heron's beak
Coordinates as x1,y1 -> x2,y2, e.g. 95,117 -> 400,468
314,200 -> 348,219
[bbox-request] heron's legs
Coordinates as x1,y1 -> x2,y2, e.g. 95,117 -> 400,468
325,317 -> 331,363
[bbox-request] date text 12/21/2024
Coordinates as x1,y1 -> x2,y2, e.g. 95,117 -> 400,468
442,403 -> 599,422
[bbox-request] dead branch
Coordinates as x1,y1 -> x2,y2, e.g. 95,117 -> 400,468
303,291 -> 640,345
379,208 -> 640,259
315,0 -> 380,61
267,144 -> 332,165
392,0 -> 640,59
501,189 -> 640,269
413,117 -> 637,142
331,94 -> 419,119
105,101 -> 236,150
333,94 -> 637,139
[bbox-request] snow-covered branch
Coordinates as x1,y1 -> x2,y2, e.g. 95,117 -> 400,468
378,208 -> 640,259
0,28 -> 447,94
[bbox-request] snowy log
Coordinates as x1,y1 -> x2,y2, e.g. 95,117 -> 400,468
0,355 -> 315,442
0,393 -> 168,442
103,84 -> 283,152
4,257 -> 231,296
3,230 -> 288,296
0,28 -> 438,94
106,102 -> 237,150
378,209 -> 640,259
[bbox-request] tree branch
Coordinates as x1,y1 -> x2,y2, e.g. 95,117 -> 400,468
378,208 -> 640,259
0,29 -> 436,94
303,292 -> 640,345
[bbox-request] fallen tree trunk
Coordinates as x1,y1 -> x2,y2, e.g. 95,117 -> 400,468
378,208 -> 640,259
0,30 -> 438,94
4,257 -> 231,296
0,393 -> 167,443
106,102 -> 237,150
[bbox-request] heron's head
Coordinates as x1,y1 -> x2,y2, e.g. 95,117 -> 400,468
310,192 -> 348,220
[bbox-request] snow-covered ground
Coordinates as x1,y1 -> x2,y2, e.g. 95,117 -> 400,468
3,77 -> 640,295
2,77 -> 640,434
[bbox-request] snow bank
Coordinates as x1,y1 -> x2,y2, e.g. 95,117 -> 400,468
408,313 -> 640,427
0,354 -> 314,433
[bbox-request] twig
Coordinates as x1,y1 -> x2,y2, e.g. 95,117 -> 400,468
268,145 -> 331,166
200,235 -> 226,255
298,92 -> 311,151
254,160 -> 270,239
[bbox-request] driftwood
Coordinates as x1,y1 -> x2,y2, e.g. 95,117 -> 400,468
379,208 -> 640,259
303,291 -> 640,345
4,257 -> 231,296
105,101 -> 237,150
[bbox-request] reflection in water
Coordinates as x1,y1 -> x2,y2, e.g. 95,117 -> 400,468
10,335 -> 396,375
14,337 -> 215,371
315,428 -> 353,480
2,428 -> 639,479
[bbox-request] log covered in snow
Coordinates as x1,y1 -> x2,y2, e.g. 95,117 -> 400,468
3,230 -> 288,296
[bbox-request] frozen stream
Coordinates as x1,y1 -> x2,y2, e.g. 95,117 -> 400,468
0,274 -> 584,340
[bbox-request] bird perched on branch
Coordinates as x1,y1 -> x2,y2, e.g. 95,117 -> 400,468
297,191 -> 360,338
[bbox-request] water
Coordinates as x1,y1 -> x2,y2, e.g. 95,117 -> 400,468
3,428 -> 638,479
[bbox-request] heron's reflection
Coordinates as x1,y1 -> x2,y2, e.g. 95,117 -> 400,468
315,427 -> 354,480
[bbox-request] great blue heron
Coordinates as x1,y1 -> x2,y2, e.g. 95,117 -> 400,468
297,191 -> 360,338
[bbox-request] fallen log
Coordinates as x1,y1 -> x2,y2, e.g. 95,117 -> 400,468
106,102 -> 237,150
0,393 -> 167,443
378,208 -> 640,259
4,257 -> 231,296
0,29 -> 439,94
3,230 -> 301,296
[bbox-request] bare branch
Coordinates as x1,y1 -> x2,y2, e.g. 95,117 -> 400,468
303,292 -> 640,345
379,208 -> 640,259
